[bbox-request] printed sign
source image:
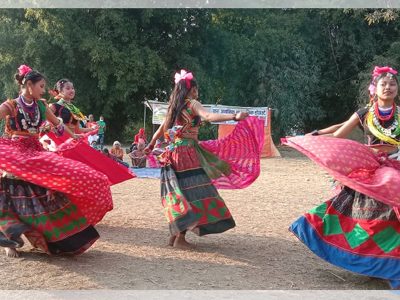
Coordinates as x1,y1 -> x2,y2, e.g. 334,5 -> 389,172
147,101 -> 268,126
208,105 -> 268,125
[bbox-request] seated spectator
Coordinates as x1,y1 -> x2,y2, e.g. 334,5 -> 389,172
88,134 -> 99,147
129,140 -> 147,168
129,142 -> 137,153
111,141 -> 124,160
134,128 -> 147,144
129,128 -> 147,153
102,148 -> 129,168
90,140 -> 99,150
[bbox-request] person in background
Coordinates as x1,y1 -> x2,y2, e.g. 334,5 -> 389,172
90,139 -> 99,150
134,128 -> 147,144
97,116 -> 106,150
86,114 -> 97,128
129,139 -> 147,168
129,128 -> 147,153
102,148 -> 129,168
110,141 -> 124,160
86,114 -> 98,145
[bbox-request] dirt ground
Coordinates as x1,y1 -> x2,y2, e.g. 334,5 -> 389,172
0,147 -> 389,290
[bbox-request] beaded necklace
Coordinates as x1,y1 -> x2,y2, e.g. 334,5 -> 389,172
16,95 -> 41,131
374,103 -> 395,121
57,98 -> 86,121
366,103 -> 400,145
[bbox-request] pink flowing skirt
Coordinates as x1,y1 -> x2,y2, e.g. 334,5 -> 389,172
285,136 -> 400,210
199,116 -> 265,189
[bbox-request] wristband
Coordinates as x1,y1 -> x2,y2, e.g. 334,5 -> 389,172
57,117 -> 64,126
310,129 -> 319,136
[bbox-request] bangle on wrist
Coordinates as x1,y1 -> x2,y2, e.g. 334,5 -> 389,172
232,114 -> 237,121
56,117 -> 63,126
148,144 -> 154,150
311,129 -> 319,136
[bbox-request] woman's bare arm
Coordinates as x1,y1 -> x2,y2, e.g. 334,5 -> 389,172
192,100 -> 248,123
0,102 -> 11,120
74,124 -> 95,133
151,125 -> 164,143
307,122 -> 346,136
332,113 -> 360,138
45,103 -> 77,138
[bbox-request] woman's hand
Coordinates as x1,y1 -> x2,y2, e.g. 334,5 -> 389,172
39,122 -> 52,134
88,127 -> 99,135
144,145 -> 154,155
367,144 -> 398,154
72,133 -> 82,140
235,111 -> 249,121
304,130 -> 319,136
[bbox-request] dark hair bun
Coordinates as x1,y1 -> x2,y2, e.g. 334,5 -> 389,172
14,73 -> 24,85
14,69 -> 45,86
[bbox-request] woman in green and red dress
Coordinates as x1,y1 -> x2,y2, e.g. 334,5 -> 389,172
145,69 -> 265,249
47,78 -> 134,184
49,79 -> 94,135
0,65 -> 112,257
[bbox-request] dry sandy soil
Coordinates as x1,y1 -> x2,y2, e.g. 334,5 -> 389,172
0,147 -> 389,290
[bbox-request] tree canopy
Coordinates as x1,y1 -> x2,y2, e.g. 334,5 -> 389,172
0,8 -> 398,141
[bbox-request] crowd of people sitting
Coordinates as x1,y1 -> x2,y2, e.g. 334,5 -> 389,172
88,127 -> 163,169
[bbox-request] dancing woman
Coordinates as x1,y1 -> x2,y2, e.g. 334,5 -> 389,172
0,65 -> 112,257
286,66 -> 400,288
49,79 -> 95,134
47,78 -> 134,185
146,70 -> 264,249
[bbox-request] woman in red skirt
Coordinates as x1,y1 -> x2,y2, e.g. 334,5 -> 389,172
0,65 -> 112,257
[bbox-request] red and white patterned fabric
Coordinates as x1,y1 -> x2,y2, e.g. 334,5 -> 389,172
0,137 -> 112,225
285,136 -> 400,208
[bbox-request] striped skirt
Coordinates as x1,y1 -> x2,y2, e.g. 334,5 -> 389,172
160,140 -> 235,236
0,176 -> 99,255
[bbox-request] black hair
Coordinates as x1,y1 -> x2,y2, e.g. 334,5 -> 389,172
15,70 -> 45,86
374,72 -> 399,85
54,78 -> 72,93
164,74 -> 198,130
